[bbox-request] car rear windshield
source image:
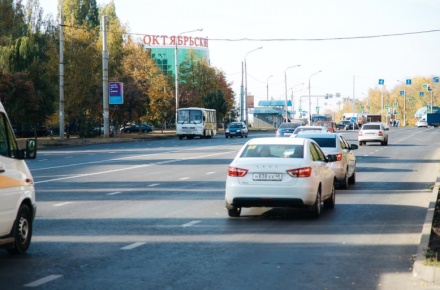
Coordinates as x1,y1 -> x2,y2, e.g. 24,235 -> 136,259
362,125 -> 380,130
279,123 -> 300,129
229,123 -> 242,128
308,137 -> 336,148
241,144 -> 304,158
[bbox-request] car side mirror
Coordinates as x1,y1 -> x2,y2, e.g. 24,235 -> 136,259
26,139 -> 37,159
350,144 -> 358,150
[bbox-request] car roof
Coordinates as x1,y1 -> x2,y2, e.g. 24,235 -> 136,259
246,137 -> 307,146
294,132 -> 338,138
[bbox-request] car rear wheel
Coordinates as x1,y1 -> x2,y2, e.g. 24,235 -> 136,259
310,189 -> 321,218
348,168 -> 356,184
227,206 -> 241,217
7,204 -> 32,254
323,184 -> 335,209
339,172 -> 349,189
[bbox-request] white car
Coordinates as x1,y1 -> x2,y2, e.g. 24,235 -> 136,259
0,101 -> 37,254
291,126 -> 328,135
416,119 -> 428,128
294,132 -> 358,189
225,137 -> 338,218
358,122 -> 389,146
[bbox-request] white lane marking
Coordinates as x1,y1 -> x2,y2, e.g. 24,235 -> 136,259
34,150 -> 234,184
38,159 -> 48,161
24,275 -> 63,287
182,220 -> 201,227
121,242 -> 146,250
32,144 -> 233,172
179,177 -> 190,180
107,192 -> 121,195
148,183 -> 159,187
64,156 -> 73,159
53,202 -> 73,207
206,172 -> 215,175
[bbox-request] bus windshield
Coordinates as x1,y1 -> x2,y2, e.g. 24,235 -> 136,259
178,109 -> 203,124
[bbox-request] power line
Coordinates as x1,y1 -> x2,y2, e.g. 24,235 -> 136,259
127,29 -> 440,41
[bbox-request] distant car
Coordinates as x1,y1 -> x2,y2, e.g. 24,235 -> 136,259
225,137 -> 338,218
225,122 -> 248,138
276,122 -> 302,137
336,120 -> 359,130
294,132 -> 358,189
315,121 -> 338,132
358,122 -> 389,146
123,123 -> 153,133
291,126 -> 328,135
416,119 -> 428,128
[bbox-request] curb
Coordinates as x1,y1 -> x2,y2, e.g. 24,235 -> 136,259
413,177 -> 440,283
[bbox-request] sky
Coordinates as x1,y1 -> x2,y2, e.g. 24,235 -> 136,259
38,0 -> 440,112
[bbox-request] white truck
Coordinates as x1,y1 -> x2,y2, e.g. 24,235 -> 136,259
0,101 -> 37,254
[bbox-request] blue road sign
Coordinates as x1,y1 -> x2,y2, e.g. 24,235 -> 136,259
406,79 -> 412,85
420,92 -> 425,97
400,90 -> 405,96
109,82 -> 124,105
434,77 -> 439,83
378,79 -> 384,85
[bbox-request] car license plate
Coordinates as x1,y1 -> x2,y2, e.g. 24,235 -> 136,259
253,173 -> 282,181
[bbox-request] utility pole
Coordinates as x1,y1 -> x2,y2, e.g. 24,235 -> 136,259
59,3 -> 64,141
102,15 -> 109,138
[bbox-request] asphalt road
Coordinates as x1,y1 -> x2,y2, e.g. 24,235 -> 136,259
1,128 -> 440,289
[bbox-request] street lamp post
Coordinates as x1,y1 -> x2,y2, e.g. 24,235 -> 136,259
175,28 -> 203,124
308,70 -> 322,125
397,79 -> 410,127
244,46 -> 263,125
284,65 -> 300,122
289,83 -> 304,119
266,75 -> 273,101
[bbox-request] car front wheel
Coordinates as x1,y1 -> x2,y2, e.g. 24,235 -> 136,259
7,204 -> 32,254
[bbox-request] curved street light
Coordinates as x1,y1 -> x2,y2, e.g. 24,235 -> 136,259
266,75 -> 273,100
308,70 -> 322,124
244,46 -> 263,125
284,65 -> 301,122
175,28 -> 203,124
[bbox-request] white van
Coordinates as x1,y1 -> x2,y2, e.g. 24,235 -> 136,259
0,101 -> 37,254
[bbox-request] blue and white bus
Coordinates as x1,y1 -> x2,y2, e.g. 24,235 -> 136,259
176,107 -> 217,139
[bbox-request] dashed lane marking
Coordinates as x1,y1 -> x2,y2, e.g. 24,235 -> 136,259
121,242 -> 146,250
182,220 -> 201,227
24,275 -> 63,287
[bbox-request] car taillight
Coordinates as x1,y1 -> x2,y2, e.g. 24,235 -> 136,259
286,167 -> 312,177
228,166 -> 248,177
276,131 -> 281,137
358,131 -> 363,136
378,131 -> 383,136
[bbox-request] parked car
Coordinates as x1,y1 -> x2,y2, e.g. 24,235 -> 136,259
275,122 -> 302,137
336,120 -> 359,130
416,119 -> 428,128
225,122 -> 248,138
291,126 -> 328,135
358,122 -> 389,146
315,121 -> 338,132
225,137 -> 338,218
294,132 -> 358,189
123,123 -> 153,133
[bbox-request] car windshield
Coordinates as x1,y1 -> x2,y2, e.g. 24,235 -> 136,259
229,123 -> 242,128
307,137 -> 336,148
294,128 -> 324,133
240,144 -> 304,158
363,124 -> 380,130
